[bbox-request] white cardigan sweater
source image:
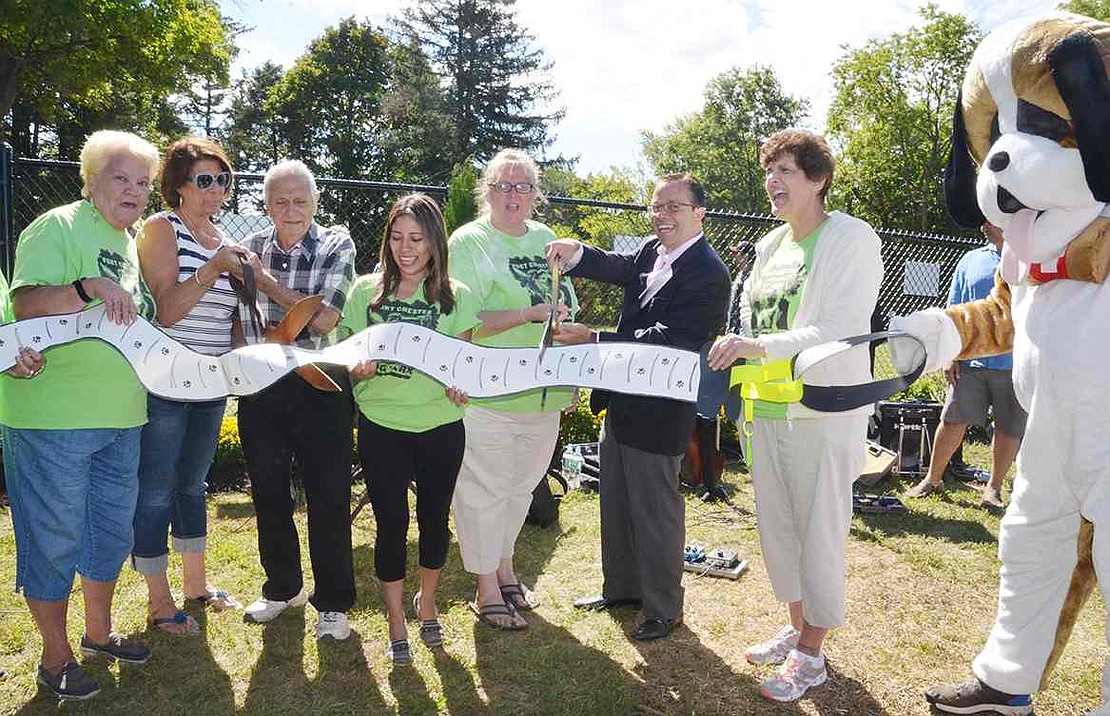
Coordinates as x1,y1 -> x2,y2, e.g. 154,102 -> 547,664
739,210 -> 884,419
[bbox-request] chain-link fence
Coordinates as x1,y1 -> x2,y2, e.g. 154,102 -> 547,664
2,152 -> 979,329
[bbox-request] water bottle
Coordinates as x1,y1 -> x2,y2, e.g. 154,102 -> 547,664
562,444 -> 584,490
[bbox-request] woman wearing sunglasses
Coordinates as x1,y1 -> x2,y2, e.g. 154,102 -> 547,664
132,137 -> 251,636
447,149 -> 578,630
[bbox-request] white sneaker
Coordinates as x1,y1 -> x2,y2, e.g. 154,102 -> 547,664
745,625 -> 800,665
316,611 -> 351,640
243,588 -> 309,623
759,649 -> 827,702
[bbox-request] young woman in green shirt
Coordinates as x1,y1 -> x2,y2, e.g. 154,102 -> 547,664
339,194 -> 479,664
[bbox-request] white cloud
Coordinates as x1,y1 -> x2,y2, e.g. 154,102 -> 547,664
221,0 -> 1062,174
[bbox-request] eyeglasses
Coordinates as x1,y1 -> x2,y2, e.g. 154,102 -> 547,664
185,171 -> 232,190
647,201 -> 697,215
488,181 -> 536,194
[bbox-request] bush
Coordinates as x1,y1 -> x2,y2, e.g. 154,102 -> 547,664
559,389 -> 603,446
891,370 -> 947,403
209,416 -> 247,492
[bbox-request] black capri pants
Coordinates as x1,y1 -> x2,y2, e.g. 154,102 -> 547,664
357,414 -> 465,583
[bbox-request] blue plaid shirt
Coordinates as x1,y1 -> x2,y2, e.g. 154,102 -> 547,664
237,223 -> 356,350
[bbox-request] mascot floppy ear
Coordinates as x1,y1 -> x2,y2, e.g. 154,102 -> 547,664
943,89 -> 987,229
1049,30 -> 1110,202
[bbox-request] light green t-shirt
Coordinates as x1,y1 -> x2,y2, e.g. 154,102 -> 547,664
0,272 -> 10,413
748,221 -> 822,419
2,200 -> 154,429
448,216 -> 579,413
340,274 -> 481,432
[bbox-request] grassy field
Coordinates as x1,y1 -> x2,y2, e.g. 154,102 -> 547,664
0,443 -> 1105,715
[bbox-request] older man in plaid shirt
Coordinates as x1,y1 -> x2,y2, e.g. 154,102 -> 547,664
236,160 -> 358,641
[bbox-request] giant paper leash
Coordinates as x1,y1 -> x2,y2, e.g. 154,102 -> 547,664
0,306 -> 925,408
0,305 -> 700,402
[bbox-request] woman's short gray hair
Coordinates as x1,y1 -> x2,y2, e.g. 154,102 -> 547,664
263,160 -> 318,200
79,130 -> 160,199
476,148 -> 546,215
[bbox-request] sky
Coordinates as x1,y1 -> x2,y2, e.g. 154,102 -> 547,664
219,0 -> 1061,175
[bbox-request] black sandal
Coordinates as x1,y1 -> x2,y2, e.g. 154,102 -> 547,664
469,601 -> 527,631
499,583 -> 539,611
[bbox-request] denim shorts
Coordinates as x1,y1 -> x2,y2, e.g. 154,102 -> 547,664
3,426 -> 141,601
132,395 -> 226,574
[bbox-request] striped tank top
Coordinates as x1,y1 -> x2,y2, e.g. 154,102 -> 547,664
157,211 -> 239,356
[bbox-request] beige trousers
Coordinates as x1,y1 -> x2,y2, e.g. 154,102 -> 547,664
452,405 -> 560,574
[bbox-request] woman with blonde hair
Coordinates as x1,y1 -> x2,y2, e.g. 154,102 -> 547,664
2,130 -> 160,700
448,149 -> 577,630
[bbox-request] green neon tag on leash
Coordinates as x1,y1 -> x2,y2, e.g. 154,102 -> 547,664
728,359 -> 803,466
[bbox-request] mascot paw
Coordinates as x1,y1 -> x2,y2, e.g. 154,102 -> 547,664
889,308 -> 962,374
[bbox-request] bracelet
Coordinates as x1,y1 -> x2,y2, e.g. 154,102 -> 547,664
72,279 -> 93,303
194,268 -> 213,289
519,308 -> 527,324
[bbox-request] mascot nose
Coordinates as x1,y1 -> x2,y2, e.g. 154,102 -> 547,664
988,151 -> 1010,172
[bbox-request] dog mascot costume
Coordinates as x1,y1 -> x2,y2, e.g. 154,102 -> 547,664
894,12 -> 1110,715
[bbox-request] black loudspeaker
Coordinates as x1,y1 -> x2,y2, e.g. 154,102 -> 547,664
876,401 -> 942,477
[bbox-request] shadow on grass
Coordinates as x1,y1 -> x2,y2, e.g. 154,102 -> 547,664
238,610 -> 390,715
811,662 -> 894,716
473,610 -> 637,716
214,500 -> 258,520
850,509 -> 996,546
10,608 -> 236,716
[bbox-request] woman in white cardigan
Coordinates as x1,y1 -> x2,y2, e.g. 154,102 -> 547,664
708,129 -> 882,703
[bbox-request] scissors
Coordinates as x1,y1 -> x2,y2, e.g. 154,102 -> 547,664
538,261 -> 563,408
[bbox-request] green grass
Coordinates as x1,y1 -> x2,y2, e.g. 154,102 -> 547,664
0,452 -> 1105,715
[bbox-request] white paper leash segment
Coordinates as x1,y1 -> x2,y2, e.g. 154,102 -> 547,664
0,306 -> 702,402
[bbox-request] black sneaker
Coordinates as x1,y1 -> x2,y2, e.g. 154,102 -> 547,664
80,633 -> 151,664
925,677 -> 1032,715
37,661 -> 100,700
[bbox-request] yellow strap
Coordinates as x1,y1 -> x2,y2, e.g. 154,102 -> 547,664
729,358 -> 803,469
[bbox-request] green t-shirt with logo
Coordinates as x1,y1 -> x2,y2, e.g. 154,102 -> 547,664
748,221 -> 822,419
2,200 -> 154,429
339,274 -> 481,432
448,216 -> 579,413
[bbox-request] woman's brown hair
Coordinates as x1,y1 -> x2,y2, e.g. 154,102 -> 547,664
159,136 -> 233,209
373,193 -> 456,315
759,129 -> 835,202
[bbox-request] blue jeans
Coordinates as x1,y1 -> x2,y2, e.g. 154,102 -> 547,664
131,395 -> 226,574
3,426 -> 141,601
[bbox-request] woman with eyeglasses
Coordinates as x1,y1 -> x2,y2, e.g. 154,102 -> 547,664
447,148 -> 577,630
706,129 -> 882,702
131,136 -> 251,636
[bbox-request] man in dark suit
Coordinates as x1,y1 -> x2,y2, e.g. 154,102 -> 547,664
545,173 -> 730,640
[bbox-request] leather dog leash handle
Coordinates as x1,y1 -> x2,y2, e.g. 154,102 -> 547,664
228,254 -> 265,331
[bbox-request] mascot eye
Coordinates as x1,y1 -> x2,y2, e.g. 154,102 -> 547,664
1016,99 -> 1073,144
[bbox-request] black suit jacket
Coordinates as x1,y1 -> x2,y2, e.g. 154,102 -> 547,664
570,235 -> 731,455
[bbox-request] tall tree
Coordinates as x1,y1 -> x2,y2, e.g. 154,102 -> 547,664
265,17 -> 392,181
223,62 -> 287,176
641,66 -> 808,213
395,0 -> 563,165
0,0 -> 235,153
826,4 -> 981,232
379,37 -> 456,183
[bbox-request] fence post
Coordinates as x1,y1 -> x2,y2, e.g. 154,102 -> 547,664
0,143 -> 12,278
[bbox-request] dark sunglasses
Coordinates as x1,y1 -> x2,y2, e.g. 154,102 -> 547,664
185,171 -> 232,190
